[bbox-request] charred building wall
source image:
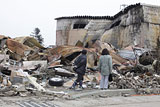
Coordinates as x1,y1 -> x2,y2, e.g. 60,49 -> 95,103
55,18 -> 111,46
55,3 -> 160,49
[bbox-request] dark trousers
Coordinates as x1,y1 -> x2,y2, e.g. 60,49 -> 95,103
72,73 -> 84,88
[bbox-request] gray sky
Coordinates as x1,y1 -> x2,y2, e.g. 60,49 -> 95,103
0,0 -> 159,46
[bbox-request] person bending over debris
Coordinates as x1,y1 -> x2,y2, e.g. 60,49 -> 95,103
69,49 -> 87,90
98,48 -> 112,90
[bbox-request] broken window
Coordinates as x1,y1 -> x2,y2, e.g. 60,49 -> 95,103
73,24 -> 86,29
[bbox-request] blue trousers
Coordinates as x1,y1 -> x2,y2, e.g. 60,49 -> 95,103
72,73 -> 83,88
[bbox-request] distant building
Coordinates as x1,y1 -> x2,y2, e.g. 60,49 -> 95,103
55,3 -> 160,49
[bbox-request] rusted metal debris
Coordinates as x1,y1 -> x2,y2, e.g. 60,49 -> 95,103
0,35 -> 160,97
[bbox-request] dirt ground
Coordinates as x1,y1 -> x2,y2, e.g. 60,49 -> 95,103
1,84 -> 160,107
1,85 -> 160,107
1,94 -> 160,107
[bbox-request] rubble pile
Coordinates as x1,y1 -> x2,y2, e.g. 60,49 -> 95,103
0,35 -> 160,97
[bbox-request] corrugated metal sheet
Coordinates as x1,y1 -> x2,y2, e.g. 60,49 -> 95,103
13,36 -> 44,49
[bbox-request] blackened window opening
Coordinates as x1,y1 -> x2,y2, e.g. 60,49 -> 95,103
73,24 -> 86,29
110,20 -> 121,29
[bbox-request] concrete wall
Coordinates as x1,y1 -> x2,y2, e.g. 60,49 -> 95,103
83,20 -> 112,46
56,4 -> 160,49
68,29 -> 87,46
100,4 -> 160,49
56,19 -> 90,45
56,30 -> 69,45
56,19 -> 111,46
100,5 -> 143,49
141,4 -> 160,49
143,4 -> 160,24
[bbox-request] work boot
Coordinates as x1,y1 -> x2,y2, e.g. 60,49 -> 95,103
69,86 -> 75,89
100,88 -> 104,90
79,80 -> 83,89
69,81 -> 77,89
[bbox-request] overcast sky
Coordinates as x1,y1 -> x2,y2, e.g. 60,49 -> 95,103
0,0 -> 159,46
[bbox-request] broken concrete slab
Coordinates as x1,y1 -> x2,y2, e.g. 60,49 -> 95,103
23,60 -> 47,71
70,89 -> 136,99
54,68 -> 75,77
26,75 -> 46,92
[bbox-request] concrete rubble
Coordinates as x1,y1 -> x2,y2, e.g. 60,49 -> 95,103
0,34 -> 160,100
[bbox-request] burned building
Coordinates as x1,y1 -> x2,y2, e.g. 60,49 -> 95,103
55,3 -> 160,49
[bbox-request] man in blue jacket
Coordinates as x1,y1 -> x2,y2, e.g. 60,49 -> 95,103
70,49 -> 87,90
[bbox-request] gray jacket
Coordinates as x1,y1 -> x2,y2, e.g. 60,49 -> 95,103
98,55 -> 112,76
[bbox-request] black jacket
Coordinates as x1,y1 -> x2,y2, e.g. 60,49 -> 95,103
74,54 -> 87,75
